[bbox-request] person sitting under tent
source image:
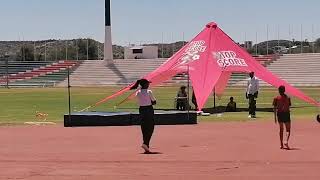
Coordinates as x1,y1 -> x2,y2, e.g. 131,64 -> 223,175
176,86 -> 188,111
226,96 -> 237,112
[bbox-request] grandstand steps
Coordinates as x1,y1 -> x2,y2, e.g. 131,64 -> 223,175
58,53 -> 319,87
58,59 -> 167,87
0,61 -> 80,87
59,56 -> 275,87
265,53 -> 320,86
0,61 -> 51,78
233,53 -> 320,87
64,60 -> 247,87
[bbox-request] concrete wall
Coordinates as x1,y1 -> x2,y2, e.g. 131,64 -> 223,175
124,46 -> 158,59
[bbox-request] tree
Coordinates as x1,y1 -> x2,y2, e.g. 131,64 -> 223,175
87,39 -> 98,60
17,45 -> 34,61
77,39 -> 98,60
315,38 -> 320,47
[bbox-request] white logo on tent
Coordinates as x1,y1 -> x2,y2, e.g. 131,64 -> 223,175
213,51 -> 248,68
179,40 -> 207,65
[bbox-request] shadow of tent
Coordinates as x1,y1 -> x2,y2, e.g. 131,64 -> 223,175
202,106 -> 274,114
202,105 -> 314,114
105,63 -> 129,83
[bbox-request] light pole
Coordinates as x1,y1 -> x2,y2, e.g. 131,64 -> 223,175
34,41 -> 36,61
65,41 -> 68,60
300,24 -> 303,54
76,39 -> 79,61
266,24 -> 269,55
86,38 -> 89,60
104,0 -> 113,61
312,24 -> 315,53
5,54 -> 9,88
55,41 -> 58,61
44,41 -> 47,61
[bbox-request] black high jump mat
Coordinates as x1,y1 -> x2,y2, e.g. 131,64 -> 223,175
64,111 -> 197,127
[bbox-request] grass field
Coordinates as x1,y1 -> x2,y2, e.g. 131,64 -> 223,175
0,86 -> 319,124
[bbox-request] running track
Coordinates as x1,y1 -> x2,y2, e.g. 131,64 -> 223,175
0,121 -> 319,180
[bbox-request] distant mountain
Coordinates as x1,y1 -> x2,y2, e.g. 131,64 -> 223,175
250,39 -> 319,54
256,40 -> 292,49
0,39 -> 187,61
145,41 -> 187,58
1,38 -> 319,61
0,39 -> 105,61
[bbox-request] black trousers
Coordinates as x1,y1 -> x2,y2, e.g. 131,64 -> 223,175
248,94 -> 256,115
176,100 -> 187,111
277,112 -> 291,123
139,105 -> 155,147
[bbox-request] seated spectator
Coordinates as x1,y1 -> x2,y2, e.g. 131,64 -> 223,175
226,96 -> 237,112
176,86 -> 188,110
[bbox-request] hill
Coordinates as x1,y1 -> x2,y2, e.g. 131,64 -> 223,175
1,38 -> 320,61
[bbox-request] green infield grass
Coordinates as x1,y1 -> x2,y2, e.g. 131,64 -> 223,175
0,86 -> 319,124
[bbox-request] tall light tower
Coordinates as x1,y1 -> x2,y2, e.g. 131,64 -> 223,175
104,0 -> 113,61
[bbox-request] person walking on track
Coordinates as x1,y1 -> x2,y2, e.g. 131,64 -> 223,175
130,79 -> 157,153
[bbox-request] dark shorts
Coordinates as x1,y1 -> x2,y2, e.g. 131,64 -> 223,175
277,112 -> 291,123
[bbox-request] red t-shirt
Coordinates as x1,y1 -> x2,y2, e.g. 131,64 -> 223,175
273,95 -> 291,112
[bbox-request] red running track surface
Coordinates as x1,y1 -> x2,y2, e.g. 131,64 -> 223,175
0,121 -> 319,180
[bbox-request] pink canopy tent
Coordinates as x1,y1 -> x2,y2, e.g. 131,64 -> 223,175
93,22 -> 319,110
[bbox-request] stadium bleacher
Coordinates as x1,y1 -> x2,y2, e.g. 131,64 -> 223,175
234,53 -> 320,86
252,54 -> 279,66
0,61 -> 51,76
0,60 -> 80,87
262,53 -> 320,86
2,53 -> 319,87
58,55 -> 280,87
58,59 -> 165,86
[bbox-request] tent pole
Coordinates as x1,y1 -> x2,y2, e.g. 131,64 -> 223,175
213,87 -> 216,109
67,66 -> 71,124
187,64 -> 190,121
6,58 -> 9,89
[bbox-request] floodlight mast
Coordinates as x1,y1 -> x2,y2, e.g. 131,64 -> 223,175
104,0 -> 113,61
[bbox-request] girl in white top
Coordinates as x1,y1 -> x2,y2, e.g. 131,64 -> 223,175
136,88 -> 156,107
130,79 -> 156,153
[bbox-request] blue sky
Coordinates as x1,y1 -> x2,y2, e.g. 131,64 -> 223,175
0,0 -> 319,45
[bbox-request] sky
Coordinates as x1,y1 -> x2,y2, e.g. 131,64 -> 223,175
0,0 -> 319,45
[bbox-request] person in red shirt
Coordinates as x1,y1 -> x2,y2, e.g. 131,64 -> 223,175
273,85 -> 292,149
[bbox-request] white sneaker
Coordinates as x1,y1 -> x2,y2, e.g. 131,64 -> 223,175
141,144 -> 150,153
248,115 -> 251,118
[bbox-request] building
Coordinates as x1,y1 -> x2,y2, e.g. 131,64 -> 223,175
124,46 -> 158,59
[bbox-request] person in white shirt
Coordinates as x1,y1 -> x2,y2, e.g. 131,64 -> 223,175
246,72 -> 259,118
130,79 -> 157,153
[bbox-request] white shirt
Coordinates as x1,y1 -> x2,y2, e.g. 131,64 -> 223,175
136,89 -> 156,106
246,77 -> 259,95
